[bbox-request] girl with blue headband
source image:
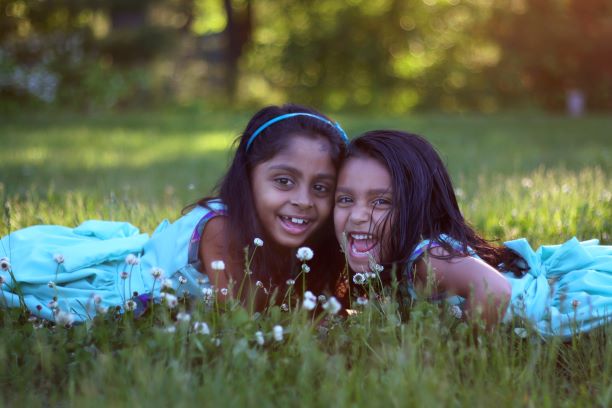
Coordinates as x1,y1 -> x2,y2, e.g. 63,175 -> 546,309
333,130 -> 612,338
0,104 -> 349,322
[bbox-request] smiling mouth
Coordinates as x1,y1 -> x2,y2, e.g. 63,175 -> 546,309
279,215 -> 312,235
348,232 -> 378,258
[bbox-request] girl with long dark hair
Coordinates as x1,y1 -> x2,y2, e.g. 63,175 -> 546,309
334,130 -> 612,338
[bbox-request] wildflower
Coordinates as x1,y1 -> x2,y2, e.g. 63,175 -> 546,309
53,254 -> 65,264
164,326 -> 177,333
0,257 -> 10,271
125,254 -> 139,265
163,293 -> 178,308
296,247 -> 314,261
255,280 -> 264,288
572,299 -> 580,309
302,291 -> 317,310
193,321 -> 210,335
92,294 -> 102,304
280,303 -> 289,312
48,300 -> 57,309
151,267 -> 164,279
211,260 -> 225,270
255,331 -> 265,346
449,305 -> 463,319
161,279 -> 173,290
120,271 -> 129,280
0,276 -> 5,285
318,294 -> 327,303
47,281 -> 56,288
96,305 -> 109,314
197,278 -> 208,285
356,296 -> 369,306
36,304 -> 43,311
178,276 -> 188,285
301,264 -> 311,273
253,237 -> 264,247
202,287 -> 215,304
286,279 -> 295,286
212,338 -> 222,346
371,263 -> 384,274
176,312 -> 191,323
220,288 -> 228,296
54,310 -> 75,327
352,273 -> 366,285
124,300 -> 137,311
273,325 -> 283,342
366,272 -> 377,279
322,297 -> 341,315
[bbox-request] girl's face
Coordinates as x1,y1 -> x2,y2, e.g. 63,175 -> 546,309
334,156 -> 393,273
251,134 -> 336,248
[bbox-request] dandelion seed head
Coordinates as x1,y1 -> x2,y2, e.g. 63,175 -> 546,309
273,325 -> 283,342
322,297 -> 341,315
303,298 -> 316,310
253,237 -> 264,247
53,254 -> 65,264
296,247 -> 314,261
255,331 -> 265,345
210,260 -> 225,271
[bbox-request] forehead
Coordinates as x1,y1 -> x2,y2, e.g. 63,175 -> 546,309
260,134 -> 334,170
338,156 -> 391,188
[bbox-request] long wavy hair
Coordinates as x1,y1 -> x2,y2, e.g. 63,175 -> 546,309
347,130 -> 528,277
187,104 -> 347,297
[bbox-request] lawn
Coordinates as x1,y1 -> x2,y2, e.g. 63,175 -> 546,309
0,110 -> 611,406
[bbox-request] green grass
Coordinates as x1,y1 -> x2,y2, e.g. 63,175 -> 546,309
0,111 -> 611,406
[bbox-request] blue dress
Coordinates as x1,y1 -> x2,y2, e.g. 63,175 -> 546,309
0,202 -> 225,322
405,236 -> 612,339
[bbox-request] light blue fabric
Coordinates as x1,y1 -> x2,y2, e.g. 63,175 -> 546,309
0,203 -> 224,323
406,235 -> 612,339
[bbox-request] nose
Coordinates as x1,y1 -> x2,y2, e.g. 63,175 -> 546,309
290,185 -> 314,209
348,202 -> 370,225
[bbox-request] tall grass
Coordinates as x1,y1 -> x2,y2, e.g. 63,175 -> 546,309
0,112 -> 611,406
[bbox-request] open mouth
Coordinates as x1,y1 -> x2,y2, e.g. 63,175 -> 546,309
347,232 -> 378,258
279,215 -> 312,235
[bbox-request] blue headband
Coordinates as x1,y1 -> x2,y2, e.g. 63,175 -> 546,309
245,112 -> 349,151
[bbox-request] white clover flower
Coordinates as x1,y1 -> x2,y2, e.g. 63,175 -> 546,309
253,237 -> 264,247
220,288 -> 229,296
125,254 -> 139,266
280,303 -> 289,312
449,305 -> 463,319
255,331 -> 265,346
255,280 -> 264,288
120,271 -> 129,280
124,299 -> 137,311
301,264 -> 311,273
318,294 -> 327,303
176,312 -> 191,323
163,293 -> 178,308
47,281 -> 56,288
273,325 -> 283,342
371,263 -> 384,273
0,276 -> 6,285
352,273 -> 366,285
197,278 -> 208,285
366,272 -> 377,279
302,291 -> 317,310
193,321 -> 210,335
0,257 -> 10,271
164,326 -> 177,333
178,276 -> 188,285
161,279 -> 173,290
210,260 -> 225,271
54,310 -> 75,327
286,279 -> 295,286
322,296 -> 341,315
96,305 -> 108,314
151,267 -> 164,279
356,296 -> 369,306
53,254 -> 65,264
48,300 -> 57,309
296,247 -> 314,261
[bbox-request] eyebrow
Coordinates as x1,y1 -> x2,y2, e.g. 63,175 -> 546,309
335,187 -> 392,195
268,164 -> 335,180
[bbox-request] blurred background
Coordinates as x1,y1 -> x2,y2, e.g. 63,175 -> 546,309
1,0 -> 611,114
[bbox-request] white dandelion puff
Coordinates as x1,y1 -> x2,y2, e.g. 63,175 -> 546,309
352,273 -> 366,285
151,267 -> 164,280
322,296 -> 341,315
302,291 -> 317,310
53,254 -> 65,264
193,321 -> 210,335
273,325 -> 283,342
296,247 -> 314,261
125,254 -> 139,265
253,237 -> 264,247
0,257 -> 10,271
210,260 -> 225,270
255,331 -> 265,346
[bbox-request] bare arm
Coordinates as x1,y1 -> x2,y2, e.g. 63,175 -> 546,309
414,247 -> 511,326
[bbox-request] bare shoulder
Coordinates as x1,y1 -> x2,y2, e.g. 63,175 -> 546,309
199,215 -> 228,258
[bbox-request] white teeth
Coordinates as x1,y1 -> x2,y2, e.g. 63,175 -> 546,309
291,217 -> 305,224
351,233 -> 372,240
